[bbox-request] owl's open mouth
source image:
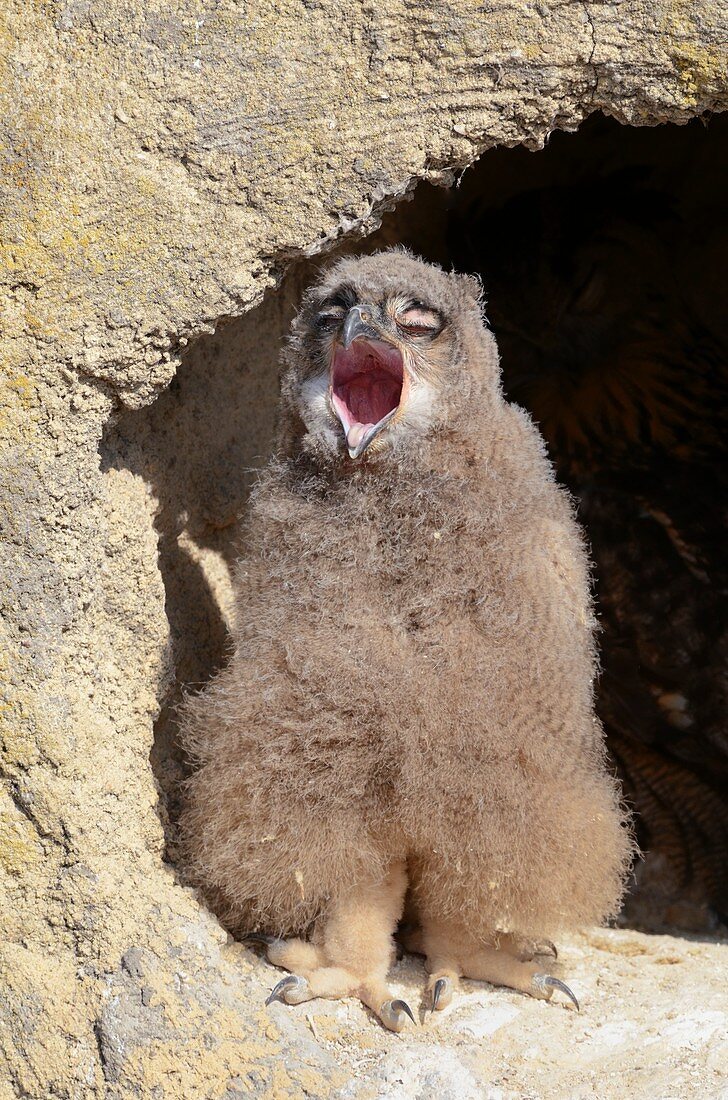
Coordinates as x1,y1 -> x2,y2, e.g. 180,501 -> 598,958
330,339 -> 406,459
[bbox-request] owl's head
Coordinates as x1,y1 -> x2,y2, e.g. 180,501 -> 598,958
280,249 -> 495,464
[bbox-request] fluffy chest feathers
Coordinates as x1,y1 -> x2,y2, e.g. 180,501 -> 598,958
236,453 -> 566,735
246,463 -> 499,635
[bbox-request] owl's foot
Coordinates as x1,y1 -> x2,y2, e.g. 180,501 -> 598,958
397,924 -> 557,965
261,951 -> 415,1032
421,926 -> 578,1017
252,859 -> 414,1032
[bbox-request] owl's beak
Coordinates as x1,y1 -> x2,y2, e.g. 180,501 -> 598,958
330,310 -> 407,459
341,304 -> 380,349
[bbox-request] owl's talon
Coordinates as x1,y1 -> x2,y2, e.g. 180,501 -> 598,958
380,998 -> 416,1031
532,973 -> 579,1010
431,976 -> 452,1012
534,939 -> 558,959
265,974 -> 310,1006
244,931 -> 279,947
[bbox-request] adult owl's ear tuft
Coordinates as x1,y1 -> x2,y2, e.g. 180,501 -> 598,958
455,272 -> 484,304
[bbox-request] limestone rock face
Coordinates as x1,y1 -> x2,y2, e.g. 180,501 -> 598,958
2,3 -> 727,1095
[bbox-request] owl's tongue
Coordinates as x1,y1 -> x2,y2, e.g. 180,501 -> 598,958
346,423 -> 370,451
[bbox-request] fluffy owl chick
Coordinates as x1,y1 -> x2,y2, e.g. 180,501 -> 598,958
180,249 -> 633,1031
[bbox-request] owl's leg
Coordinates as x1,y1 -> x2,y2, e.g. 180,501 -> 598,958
262,860 -> 414,1032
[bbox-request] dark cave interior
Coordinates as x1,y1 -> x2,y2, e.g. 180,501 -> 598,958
389,112 -> 728,934
108,111 -> 727,936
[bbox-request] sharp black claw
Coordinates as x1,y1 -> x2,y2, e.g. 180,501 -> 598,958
392,998 -> 416,1025
265,975 -> 299,1006
432,977 -> 447,1012
543,975 -> 579,1011
244,931 -> 277,946
541,940 -> 558,959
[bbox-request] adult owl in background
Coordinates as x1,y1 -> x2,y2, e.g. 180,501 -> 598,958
450,173 -> 728,932
180,250 -> 633,1030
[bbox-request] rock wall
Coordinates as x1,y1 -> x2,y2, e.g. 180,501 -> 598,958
2,2 -> 727,1095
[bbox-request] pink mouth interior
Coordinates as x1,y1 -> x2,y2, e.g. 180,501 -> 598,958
330,340 -> 404,452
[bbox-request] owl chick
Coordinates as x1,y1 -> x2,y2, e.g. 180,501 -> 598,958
180,249 -> 633,1031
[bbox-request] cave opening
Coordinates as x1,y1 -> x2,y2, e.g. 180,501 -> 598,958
105,111 -> 727,936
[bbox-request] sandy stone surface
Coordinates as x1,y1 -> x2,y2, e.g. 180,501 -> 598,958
2,1 -> 728,1095
256,926 -> 728,1100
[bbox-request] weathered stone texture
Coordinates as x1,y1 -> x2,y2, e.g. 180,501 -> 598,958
1,1 -> 727,1095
